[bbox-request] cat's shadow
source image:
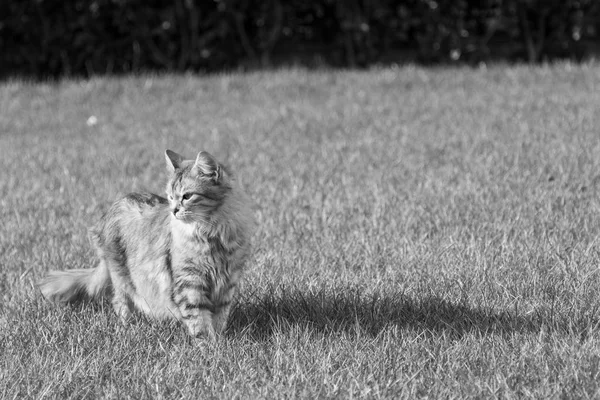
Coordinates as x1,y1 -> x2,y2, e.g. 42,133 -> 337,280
227,286 -> 595,341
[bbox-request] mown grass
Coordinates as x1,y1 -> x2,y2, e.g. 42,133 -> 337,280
2,64 -> 600,398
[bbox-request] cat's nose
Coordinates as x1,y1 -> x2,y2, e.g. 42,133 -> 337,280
173,206 -> 180,215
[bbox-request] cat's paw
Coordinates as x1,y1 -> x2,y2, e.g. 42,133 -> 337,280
112,299 -> 133,323
192,335 -> 216,347
185,318 -> 217,341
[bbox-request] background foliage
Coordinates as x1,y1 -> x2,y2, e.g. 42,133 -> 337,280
2,0 -> 600,78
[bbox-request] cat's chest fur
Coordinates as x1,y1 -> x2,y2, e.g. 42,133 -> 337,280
170,220 -> 232,276
172,221 -> 208,256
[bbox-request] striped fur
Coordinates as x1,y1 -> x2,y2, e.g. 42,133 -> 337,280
38,150 -> 253,339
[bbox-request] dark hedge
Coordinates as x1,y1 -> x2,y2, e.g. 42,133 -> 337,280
1,0 -> 599,78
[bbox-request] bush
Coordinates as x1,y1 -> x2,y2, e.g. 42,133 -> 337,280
1,0 -> 599,78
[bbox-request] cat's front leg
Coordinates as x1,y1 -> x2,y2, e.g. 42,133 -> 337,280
212,282 -> 238,334
173,285 -> 216,340
212,303 -> 232,334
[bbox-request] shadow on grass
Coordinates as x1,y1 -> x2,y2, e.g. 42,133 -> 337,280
31,284 -> 598,343
228,285 -> 599,341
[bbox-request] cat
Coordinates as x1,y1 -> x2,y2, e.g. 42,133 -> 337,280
38,150 -> 253,340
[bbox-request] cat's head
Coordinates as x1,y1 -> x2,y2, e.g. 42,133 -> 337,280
164,149 -> 231,222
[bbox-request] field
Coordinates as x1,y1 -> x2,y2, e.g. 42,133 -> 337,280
2,64 -> 600,398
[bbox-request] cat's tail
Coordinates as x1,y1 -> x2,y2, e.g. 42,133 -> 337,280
38,261 -> 110,303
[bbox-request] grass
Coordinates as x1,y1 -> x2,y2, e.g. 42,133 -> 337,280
2,63 -> 600,398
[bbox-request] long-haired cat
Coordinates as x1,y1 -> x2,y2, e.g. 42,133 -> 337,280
38,150 -> 253,340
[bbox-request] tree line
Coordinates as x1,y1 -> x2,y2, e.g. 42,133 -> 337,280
1,0 -> 599,79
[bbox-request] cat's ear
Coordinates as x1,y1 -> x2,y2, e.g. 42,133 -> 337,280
193,151 -> 222,182
165,150 -> 185,172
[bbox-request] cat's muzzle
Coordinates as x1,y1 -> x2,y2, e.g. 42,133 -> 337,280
173,207 -> 184,219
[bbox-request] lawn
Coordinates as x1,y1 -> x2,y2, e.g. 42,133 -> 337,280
2,64 -> 600,398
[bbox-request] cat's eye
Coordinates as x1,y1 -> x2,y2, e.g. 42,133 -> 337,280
182,193 -> 194,201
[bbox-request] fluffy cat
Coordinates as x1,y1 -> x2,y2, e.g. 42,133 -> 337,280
38,150 -> 253,340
